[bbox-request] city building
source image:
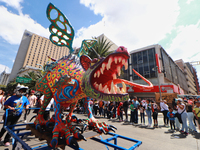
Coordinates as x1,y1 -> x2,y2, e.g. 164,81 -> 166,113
0,69 -> 10,86
9,30 -> 69,82
122,44 -> 188,99
175,60 -> 198,95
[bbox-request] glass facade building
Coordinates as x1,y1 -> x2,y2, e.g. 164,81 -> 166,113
122,44 -> 189,97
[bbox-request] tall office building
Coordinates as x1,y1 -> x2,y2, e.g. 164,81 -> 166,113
9,30 -> 69,82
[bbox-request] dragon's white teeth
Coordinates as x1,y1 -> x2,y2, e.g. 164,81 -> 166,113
102,85 -> 107,91
97,70 -> 100,78
117,87 -> 121,94
107,57 -> 112,70
99,83 -> 103,91
106,63 -> 111,70
94,72 -> 97,78
122,59 -> 125,65
121,88 -> 125,94
110,81 -> 115,94
100,68 -> 103,74
113,73 -> 117,79
105,88 -> 110,94
125,60 -> 128,70
108,57 -> 112,65
119,57 -> 122,63
117,66 -> 121,76
102,63 -> 105,70
115,57 -> 118,64
94,83 -> 98,89
122,82 -> 126,93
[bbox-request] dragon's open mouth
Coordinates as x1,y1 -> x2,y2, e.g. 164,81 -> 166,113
91,52 -> 129,95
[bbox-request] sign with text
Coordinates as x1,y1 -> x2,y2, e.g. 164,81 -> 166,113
16,77 -> 32,83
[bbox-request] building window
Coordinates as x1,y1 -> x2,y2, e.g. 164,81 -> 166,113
131,48 -> 156,80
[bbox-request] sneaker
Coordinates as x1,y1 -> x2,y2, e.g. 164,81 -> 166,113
194,131 -> 198,134
4,142 -> 10,147
180,130 -> 184,134
184,132 -> 189,136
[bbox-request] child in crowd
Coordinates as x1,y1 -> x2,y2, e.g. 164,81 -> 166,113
152,101 -> 159,128
167,107 -> 176,131
139,101 -> 145,125
117,102 -> 123,121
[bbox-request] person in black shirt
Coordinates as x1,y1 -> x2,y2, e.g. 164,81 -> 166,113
187,97 -> 197,132
123,100 -> 129,122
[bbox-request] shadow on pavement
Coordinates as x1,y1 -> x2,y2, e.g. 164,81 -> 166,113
192,133 -> 200,139
170,133 -> 187,139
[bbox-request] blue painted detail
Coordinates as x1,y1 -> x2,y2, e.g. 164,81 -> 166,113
84,97 -> 93,119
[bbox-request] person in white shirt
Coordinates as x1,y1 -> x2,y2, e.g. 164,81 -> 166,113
24,90 -> 37,123
39,95 -> 54,120
160,100 -> 169,126
177,98 -> 188,135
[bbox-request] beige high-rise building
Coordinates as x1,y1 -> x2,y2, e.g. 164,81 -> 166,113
9,30 -> 69,82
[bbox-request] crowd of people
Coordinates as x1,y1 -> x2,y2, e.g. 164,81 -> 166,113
0,84 -> 200,147
0,85 -> 54,147
75,95 -> 200,136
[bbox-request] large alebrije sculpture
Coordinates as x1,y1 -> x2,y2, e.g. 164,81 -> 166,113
34,3 -> 153,148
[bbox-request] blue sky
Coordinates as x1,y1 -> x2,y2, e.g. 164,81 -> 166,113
0,0 -> 200,81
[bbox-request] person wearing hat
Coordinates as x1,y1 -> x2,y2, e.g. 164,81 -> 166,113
0,84 -> 30,147
23,90 -> 37,123
177,98 -> 188,135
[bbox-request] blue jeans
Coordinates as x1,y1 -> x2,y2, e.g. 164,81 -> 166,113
133,109 -> 138,123
140,112 -> 145,124
146,110 -> 152,125
187,112 -> 196,131
181,112 -> 188,133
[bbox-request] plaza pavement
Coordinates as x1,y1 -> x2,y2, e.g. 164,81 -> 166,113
0,109 -> 199,150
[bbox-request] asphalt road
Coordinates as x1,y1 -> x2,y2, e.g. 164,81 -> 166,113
0,110 -> 199,150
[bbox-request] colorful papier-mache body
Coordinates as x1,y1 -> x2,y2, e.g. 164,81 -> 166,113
34,3 -> 154,148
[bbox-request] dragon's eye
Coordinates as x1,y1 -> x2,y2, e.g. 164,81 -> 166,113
91,58 -> 99,67
91,58 -> 98,63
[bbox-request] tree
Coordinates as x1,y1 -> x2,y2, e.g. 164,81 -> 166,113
6,78 -> 18,93
88,36 -> 113,59
22,71 -> 43,90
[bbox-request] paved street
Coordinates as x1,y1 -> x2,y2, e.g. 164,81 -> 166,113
0,110 -> 199,150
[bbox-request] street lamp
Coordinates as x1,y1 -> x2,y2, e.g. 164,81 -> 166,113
152,66 -> 162,101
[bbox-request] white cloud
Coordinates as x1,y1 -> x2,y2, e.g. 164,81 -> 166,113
0,0 -> 23,13
167,21 -> 200,78
76,0 -> 179,51
77,0 -> 200,81
0,64 -> 11,74
0,6 -> 49,45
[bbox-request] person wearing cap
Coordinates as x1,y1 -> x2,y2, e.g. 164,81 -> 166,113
23,90 -> 37,123
177,98 -> 188,135
0,84 -> 30,147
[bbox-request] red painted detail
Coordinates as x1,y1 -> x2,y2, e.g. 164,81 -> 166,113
155,54 -> 161,73
127,84 -> 184,94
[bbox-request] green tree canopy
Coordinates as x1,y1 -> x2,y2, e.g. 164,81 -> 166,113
88,36 -> 113,59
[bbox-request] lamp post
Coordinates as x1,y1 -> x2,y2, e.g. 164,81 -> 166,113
153,66 -> 162,101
